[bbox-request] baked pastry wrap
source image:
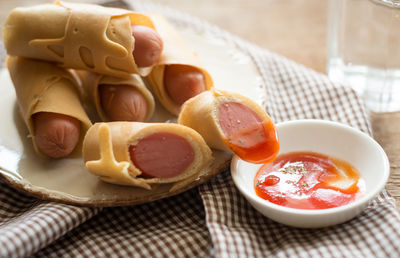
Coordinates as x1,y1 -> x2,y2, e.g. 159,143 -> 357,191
75,70 -> 155,122
146,15 -> 213,115
6,56 -> 92,157
3,1 -> 156,77
83,122 -> 213,191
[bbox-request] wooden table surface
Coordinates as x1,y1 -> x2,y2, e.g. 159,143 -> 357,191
1,0 -> 399,209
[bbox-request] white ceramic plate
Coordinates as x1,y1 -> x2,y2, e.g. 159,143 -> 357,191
0,28 -> 264,206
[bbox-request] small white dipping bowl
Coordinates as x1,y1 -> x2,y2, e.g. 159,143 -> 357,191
231,119 -> 390,228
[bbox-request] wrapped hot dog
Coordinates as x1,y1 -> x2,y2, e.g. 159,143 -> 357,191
83,122 -> 213,191
178,90 -> 280,164
6,56 -> 92,158
3,1 -> 162,78
76,70 -> 155,122
146,15 -> 213,115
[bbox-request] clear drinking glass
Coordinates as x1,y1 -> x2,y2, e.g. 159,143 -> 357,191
327,0 -> 400,113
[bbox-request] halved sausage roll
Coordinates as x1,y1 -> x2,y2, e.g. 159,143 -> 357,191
83,122 -> 213,191
146,15 -> 213,115
178,90 -> 279,164
76,70 -> 155,122
3,1 -> 161,78
6,56 -> 92,158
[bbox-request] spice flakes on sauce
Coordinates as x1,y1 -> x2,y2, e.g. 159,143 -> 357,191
254,152 -> 365,209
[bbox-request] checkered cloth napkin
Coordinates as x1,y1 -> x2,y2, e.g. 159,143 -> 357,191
1,0 -> 400,257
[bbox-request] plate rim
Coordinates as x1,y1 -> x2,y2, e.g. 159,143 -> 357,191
0,157 -> 231,207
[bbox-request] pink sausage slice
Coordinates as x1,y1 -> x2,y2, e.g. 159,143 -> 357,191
217,101 -> 279,164
164,65 -> 206,106
33,112 -> 81,158
99,84 -> 148,122
217,102 -> 265,148
131,25 -> 163,68
129,132 -> 195,178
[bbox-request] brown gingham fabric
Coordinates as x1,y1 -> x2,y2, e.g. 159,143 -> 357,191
1,0 -> 400,257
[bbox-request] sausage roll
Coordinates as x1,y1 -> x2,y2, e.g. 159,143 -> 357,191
83,122 -> 213,191
178,90 -> 279,164
146,15 -> 213,115
6,56 -> 92,158
3,1 -> 158,77
76,70 -> 155,122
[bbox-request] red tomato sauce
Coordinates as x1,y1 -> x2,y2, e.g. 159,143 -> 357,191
254,152 -> 365,209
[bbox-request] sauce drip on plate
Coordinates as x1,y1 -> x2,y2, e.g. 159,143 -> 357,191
254,152 -> 365,209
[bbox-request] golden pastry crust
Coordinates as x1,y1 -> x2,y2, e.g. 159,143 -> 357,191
6,56 -> 92,157
178,90 -> 271,153
146,15 -> 213,115
3,1 -> 156,77
83,122 -> 213,191
76,70 -> 155,122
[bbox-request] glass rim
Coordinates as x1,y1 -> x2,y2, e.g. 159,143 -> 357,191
371,0 -> 400,7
